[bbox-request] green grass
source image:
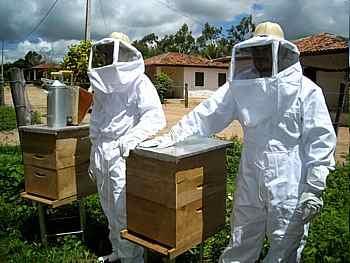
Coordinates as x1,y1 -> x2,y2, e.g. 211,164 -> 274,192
0,142 -> 348,262
0,106 -> 17,131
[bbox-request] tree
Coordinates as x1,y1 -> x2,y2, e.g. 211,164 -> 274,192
172,24 -> 196,54
156,24 -> 196,54
197,23 -> 222,48
227,15 -> 255,46
131,16 -> 255,59
24,51 -> 43,66
196,23 -> 227,59
61,40 -> 92,89
12,51 -> 43,69
132,33 -> 160,59
153,72 -> 172,103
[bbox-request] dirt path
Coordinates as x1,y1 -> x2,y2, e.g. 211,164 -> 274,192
161,102 -> 243,140
335,127 -> 350,165
0,86 -> 348,165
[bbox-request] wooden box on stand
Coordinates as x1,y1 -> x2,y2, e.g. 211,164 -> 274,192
19,124 -> 96,200
122,137 -> 232,258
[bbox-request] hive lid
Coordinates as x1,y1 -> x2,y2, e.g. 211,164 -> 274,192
19,124 -> 90,135
134,136 -> 232,162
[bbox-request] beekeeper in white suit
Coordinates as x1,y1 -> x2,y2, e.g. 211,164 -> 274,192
88,32 -> 166,263
140,22 -> 336,262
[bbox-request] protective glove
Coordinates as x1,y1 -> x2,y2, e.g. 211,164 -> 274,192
138,133 -> 175,149
118,136 -> 139,158
297,192 -> 323,223
97,252 -> 118,263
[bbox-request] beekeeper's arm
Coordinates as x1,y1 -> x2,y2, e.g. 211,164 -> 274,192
299,78 -> 337,221
301,79 -> 336,193
118,77 -> 166,157
140,82 -> 238,148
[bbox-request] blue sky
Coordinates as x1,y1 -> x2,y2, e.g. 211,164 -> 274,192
0,0 -> 348,62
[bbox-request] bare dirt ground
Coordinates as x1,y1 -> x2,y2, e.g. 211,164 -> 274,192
1,84 -> 348,164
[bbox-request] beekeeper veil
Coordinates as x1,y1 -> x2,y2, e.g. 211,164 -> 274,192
228,27 -> 302,127
88,32 -> 145,93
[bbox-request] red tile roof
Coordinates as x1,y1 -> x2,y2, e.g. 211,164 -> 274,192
31,63 -> 60,69
144,52 -> 229,68
293,33 -> 348,55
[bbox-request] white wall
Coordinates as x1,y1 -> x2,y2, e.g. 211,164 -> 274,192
184,67 -> 228,92
317,71 -> 346,110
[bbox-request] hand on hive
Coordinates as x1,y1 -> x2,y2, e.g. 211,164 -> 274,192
138,133 -> 175,149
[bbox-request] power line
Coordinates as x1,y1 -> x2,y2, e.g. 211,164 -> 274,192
24,0 -> 60,41
153,0 -> 205,27
98,0 -> 109,34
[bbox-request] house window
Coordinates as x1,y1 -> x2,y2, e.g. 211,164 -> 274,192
195,72 -> 204,87
218,73 -> 226,87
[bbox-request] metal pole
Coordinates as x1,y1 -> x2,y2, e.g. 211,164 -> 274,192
84,0 -> 91,41
38,203 -> 48,246
184,83 -> 189,108
78,198 -> 86,242
0,40 -> 4,106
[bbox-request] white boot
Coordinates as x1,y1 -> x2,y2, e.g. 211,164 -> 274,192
97,252 -> 119,263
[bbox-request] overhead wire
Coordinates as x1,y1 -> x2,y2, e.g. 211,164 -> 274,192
98,0 -> 109,34
152,0 -> 205,27
24,0 -> 60,41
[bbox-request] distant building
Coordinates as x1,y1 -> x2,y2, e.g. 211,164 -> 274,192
26,63 -> 60,82
145,52 -> 229,98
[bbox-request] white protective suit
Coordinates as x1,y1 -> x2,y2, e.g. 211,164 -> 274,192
88,37 -> 166,263
141,36 -> 336,262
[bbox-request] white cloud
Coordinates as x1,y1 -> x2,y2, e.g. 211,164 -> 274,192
5,39 -> 78,63
0,0 -> 347,61
255,0 -> 348,39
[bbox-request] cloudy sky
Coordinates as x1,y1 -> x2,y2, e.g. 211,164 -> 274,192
0,0 -> 348,62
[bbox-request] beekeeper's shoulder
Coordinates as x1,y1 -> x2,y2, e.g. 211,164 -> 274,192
301,75 -> 324,102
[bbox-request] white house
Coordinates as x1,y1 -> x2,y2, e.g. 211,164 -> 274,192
145,52 -> 229,98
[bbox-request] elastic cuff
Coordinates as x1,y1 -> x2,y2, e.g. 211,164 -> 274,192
305,166 -> 329,193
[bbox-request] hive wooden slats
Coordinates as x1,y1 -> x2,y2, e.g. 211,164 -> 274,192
125,146 -> 228,256
20,126 -> 96,200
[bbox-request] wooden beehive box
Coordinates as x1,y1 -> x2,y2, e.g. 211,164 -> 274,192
19,124 -> 96,200
123,137 -> 232,258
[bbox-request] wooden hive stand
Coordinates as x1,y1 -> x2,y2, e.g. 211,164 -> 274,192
19,124 -> 96,246
20,192 -> 88,246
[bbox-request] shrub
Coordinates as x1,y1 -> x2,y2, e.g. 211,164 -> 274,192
302,161 -> 350,262
154,73 -> 172,103
31,111 -> 42,125
0,106 -> 17,131
61,40 -> 92,89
